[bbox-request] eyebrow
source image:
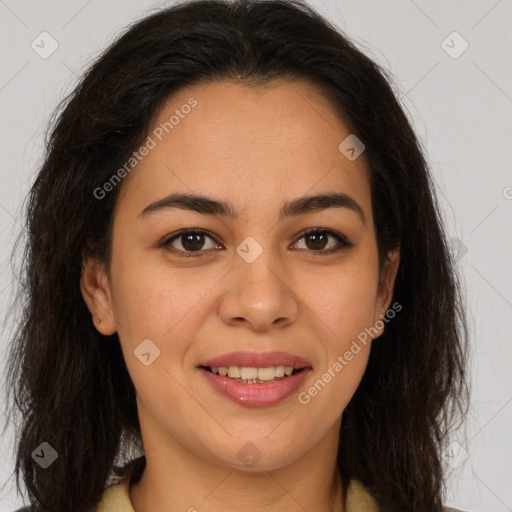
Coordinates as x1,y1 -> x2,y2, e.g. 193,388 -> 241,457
139,191 -> 365,225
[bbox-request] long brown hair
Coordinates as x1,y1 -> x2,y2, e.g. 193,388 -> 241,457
2,1 -> 469,510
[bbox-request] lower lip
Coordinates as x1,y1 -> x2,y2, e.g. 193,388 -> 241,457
199,367 -> 311,407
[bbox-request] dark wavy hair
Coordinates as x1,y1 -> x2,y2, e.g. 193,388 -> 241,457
2,0 -> 470,511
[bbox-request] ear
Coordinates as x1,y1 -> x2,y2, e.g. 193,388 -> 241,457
373,247 -> 400,331
80,256 -> 117,336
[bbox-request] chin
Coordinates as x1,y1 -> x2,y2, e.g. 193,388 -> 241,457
202,435 -> 311,473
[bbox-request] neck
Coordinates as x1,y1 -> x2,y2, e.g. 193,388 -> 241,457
129,421 -> 345,512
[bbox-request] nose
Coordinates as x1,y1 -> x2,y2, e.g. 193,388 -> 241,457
218,249 -> 300,332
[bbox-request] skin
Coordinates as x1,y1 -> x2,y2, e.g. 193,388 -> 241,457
81,78 -> 400,512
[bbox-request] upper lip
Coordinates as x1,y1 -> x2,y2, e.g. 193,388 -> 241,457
198,350 -> 311,369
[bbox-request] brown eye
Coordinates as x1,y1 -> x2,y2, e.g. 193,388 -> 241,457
293,229 -> 353,254
304,232 -> 329,250
161,229 -> 220,257
179,232 -> 206,251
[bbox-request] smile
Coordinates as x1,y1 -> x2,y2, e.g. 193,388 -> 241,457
207,365 -> 297,383
197,351 -> 312,407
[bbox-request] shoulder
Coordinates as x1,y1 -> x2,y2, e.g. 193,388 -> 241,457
12,478 -> 133,512
94,477 -> 134,512
348,479 -> 467,512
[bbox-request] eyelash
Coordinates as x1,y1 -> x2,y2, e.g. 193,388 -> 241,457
159,228 -> 354,258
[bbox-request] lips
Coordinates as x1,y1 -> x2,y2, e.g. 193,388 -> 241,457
198,350 -> 311,370
197,350 -> 312,407
199,367 -> 311,407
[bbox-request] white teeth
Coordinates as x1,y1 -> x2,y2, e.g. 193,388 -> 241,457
227,366 -> 240,378
275,365 -> 285,378
208,365 -> 297,380
257,367 -> 277,381
240,367 -> 258,379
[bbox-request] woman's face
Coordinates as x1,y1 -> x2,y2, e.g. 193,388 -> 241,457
81,78 -> 399,472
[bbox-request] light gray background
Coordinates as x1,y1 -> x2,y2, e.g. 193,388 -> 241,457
0,1 -> 511,510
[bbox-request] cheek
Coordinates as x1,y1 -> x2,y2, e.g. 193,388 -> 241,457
297,304 -> 372,431
110,249 -> 215,340
111,265 -> 208,422
304,261 -> 380,343
296,257 -> 378,409
294,332 -> 371,448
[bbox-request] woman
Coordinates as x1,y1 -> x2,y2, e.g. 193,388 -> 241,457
3,0 -> 469,510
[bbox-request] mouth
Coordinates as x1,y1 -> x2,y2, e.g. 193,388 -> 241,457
200,365 -> 305,384
197,351 -> 312,407
198,350 -> 311,372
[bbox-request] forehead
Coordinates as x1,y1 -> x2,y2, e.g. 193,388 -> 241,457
116,78 -> 371,219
